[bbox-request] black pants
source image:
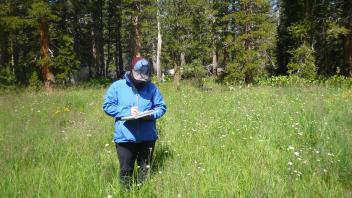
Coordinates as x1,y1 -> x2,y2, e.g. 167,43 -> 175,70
115,141 -> 155,185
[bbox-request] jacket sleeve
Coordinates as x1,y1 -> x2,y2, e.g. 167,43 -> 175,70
102,84 -> 131,119
151,86 -> 167,119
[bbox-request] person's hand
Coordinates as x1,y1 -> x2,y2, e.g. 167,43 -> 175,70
130,106 -> 139,116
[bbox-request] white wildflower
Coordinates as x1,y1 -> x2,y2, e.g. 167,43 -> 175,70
288,146 -> 294,150
288,161 -> 293,166
294,152 -> 300,156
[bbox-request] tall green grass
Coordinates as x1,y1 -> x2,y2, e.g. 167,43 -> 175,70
0,82 -> 351,197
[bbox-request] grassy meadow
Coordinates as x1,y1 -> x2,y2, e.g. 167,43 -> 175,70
0,81 -> 351,197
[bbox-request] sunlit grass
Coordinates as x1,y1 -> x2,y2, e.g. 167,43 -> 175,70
0,82 -> 351,197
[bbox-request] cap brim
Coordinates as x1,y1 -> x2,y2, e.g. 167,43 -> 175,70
132,70 -> 150,82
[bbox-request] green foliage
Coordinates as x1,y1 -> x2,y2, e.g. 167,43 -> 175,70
277,0 -> 352,76
287,44 -> 317,80
0,64 -> 15,85
182,59 -> 207,88
257,75 -> 352,88
53,35 -> 80,83
1,0 -> 351,88
224,49 -> 265,84
28,1 -> 57,21
182,59 -> 207,79
84,78 -> 112,89
324,75 -> 352,88
28,72 -> 43,91
326,20 -> 349,39
287,21 -> 311,43
223,0 -> 276,84
257,75 -> 311,86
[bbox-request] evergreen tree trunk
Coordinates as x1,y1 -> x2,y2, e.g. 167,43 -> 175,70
343,0 -> 352,77
223,48 -> 228,68
344,25 -> 352,77
106,0 -> 113,78
173,52 -> 184,88
156,4 -> 162,81
173,58 -> 180,89
152,42 -> 157,71
212,47 -> 218,75
91,0 -> 105,77
106,35 -> 111,78
0,29 -> 9,67
133,15 -> 141,57
114,0 -> 124,78
11,37 -> 22,83
91,29 -> 97,78
39,17 -> 54,91
180,52 -> 185,66
98,0 -> 105,77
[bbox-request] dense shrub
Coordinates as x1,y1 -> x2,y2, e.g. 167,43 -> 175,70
257,75 -> 352,88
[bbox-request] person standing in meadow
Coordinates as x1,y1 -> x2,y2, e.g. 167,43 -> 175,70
103,56 -> 167,187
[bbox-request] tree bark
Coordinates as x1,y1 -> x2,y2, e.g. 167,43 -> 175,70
98,0 -> 105,77
91,29 -> 96,78
173,52 -> 184,89
180,52 -> 185,66
115,0 -> 124,78
91,0 -> 105,77
212,46 -> 218,75
156,0 -> 162,81
344,26 -> 352,77
11,36 -> 24,84
106,0 -> 113,78
39,17 -> 54,91
133,15 -> 141,57
173,59 -> 181,89
342,0 -> 352,77
0,29 -> 9,67
152,42 -> 157,72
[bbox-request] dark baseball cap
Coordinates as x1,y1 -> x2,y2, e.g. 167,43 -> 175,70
131,57 -> 152,82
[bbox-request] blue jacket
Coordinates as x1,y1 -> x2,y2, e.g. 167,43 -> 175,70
103,73 -> 167,143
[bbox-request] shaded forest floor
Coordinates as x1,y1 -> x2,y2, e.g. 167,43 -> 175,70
1,82 -> 351,197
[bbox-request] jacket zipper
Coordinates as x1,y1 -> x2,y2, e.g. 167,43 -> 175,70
131,84 -> 141,140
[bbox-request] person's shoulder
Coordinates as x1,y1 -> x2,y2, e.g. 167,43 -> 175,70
110,79 -> 127,87
106,79 -> 127,91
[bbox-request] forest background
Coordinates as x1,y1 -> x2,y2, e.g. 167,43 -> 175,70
1,0 -> 352,90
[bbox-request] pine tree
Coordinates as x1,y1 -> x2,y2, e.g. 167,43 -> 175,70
224,0 -> 275,84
